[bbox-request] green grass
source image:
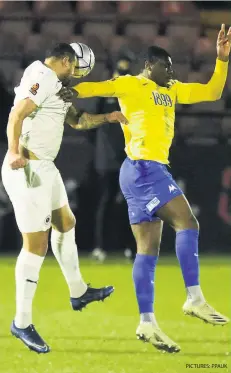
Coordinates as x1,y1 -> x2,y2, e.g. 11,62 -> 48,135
0,255 -> 230,373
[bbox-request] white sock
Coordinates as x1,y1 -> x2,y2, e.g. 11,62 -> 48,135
140,313 -> 159,327
51,228 -> 87,298
15,248 -> 45,329
187,285 -> 205,305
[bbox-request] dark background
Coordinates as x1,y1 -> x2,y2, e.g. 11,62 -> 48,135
0,0 -> 230,255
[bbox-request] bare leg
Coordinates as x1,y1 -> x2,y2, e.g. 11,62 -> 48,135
131,220 -> 163,256
155,194 -> 199,231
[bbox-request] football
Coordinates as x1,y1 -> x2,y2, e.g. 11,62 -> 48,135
70,42 -> 95,78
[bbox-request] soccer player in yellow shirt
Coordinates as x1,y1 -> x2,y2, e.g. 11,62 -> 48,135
69,25 -> 231,353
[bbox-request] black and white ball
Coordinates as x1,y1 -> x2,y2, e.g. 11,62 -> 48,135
70,42 -> 95,78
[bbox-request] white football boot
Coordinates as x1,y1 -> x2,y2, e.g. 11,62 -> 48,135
183,300 -> 230,325
136,323 -> 180,353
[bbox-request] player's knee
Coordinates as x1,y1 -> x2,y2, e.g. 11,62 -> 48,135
174,212 -> 199,231
59,215 -> 76,233
23,241 -> 48,256
26,246 -> 48,256
137,245 -> 159,256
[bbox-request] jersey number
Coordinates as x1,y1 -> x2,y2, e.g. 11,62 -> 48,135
152,91 -> 172,107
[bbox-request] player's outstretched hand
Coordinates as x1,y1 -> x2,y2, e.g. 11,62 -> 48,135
57,87 -> 73,102
8,152 -> 28,170
105,111 -> 128,125
217,24 -> 231,61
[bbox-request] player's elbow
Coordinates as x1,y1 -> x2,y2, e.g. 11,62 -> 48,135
207,86 -> 224,101
215,91 -> 222,100
70,123 -> 85,131
203,92 -> 221,102
68,113 -> 87,131
210,90 -> 222,101
200,82 -> 223,101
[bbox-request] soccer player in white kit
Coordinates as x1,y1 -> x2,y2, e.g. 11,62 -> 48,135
1,43 -> 127,353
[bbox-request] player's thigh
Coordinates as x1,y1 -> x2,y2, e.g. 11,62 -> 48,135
121,160 -> 197,232
51,172 -> 75,232
155,194 -> 199,231
120,158 -> 180,227
131,220 -> 163,255
1,158 -> 53,234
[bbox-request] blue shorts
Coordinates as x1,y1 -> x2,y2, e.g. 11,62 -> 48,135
119,158 -> 183,224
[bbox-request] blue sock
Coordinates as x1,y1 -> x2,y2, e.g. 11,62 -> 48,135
132,254 -> 158,313
176,229 -> 199,287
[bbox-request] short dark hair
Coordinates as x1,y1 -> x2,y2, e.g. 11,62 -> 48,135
138,46 -> 170,66
45,43 -> 76,62
146,46 -> 170,63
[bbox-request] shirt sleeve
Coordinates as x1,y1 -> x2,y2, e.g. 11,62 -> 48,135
22,72 -> 52,107
176,59 -> 229,104
73,76 -> 137,99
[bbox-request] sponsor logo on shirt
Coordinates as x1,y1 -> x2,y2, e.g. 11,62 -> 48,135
29,83 -> 39,96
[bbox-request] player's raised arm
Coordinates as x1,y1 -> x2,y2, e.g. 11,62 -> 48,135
176,24 -> 231,104
7,98 -> 37,169
72,76 -> 134,99
65,105 -> 128,130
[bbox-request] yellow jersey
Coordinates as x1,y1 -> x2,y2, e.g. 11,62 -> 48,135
73,59 -> 228,164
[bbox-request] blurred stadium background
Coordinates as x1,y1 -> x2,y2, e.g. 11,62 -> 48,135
0,2 -> 230,372
0,0 -> 230,255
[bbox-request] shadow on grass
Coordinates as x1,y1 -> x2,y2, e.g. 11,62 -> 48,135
54,348 -> 158,354
53,336 -> 135,341
178,338 -> 230,344
182,352 -> 230,357
53,348 -> 229,357
52,335 -> 230,344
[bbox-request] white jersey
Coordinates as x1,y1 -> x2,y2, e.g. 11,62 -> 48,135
14,61 -> 72,161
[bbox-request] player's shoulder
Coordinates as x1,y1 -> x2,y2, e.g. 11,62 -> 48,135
167,79 -> 181,92
111,75 -> 140,90
25,61 -> 57,85
111,74 -> 137,84
135,74 -> 159,89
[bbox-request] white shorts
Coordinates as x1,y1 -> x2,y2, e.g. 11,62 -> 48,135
1,155 -> 68,233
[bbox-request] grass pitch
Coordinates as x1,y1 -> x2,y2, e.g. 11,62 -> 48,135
0,255 -> 230,373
